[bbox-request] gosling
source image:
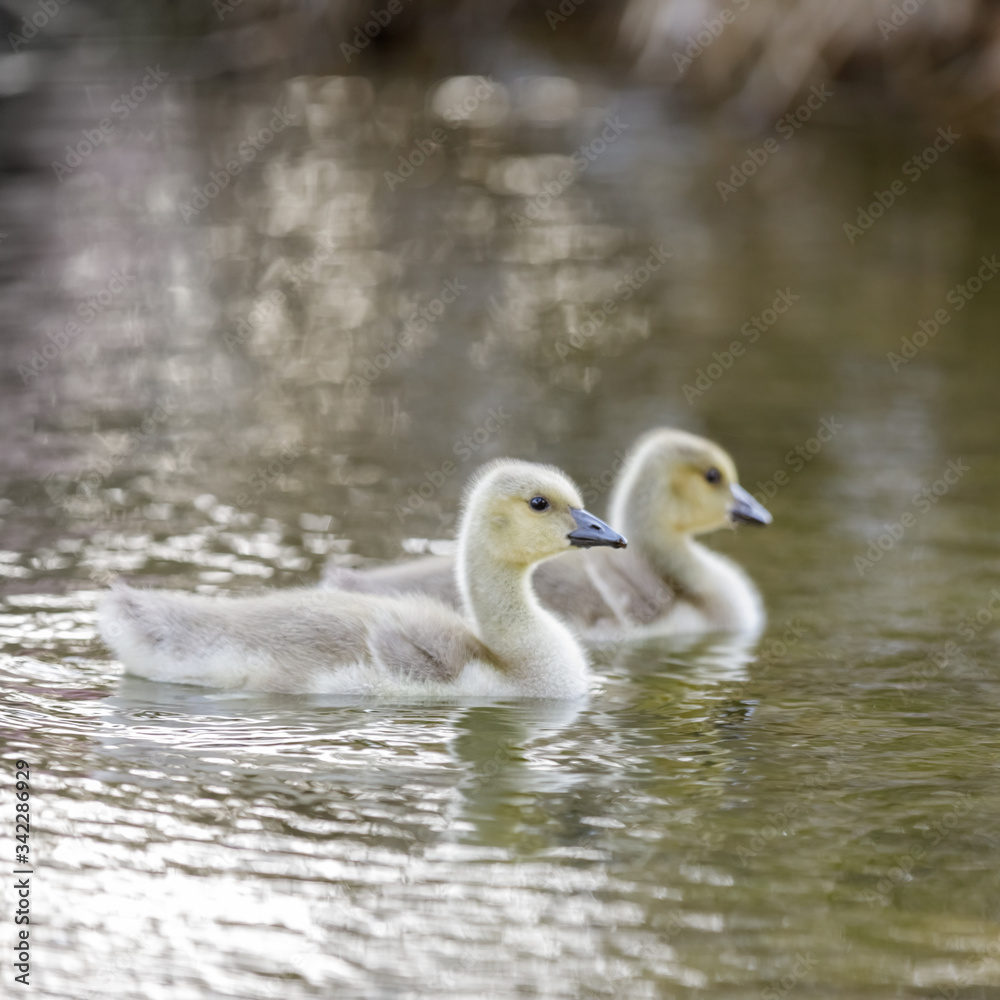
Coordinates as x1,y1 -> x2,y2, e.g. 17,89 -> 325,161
99,460 -> 627,697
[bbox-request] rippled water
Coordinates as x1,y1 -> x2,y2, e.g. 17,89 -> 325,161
2,47 -> 1000,1000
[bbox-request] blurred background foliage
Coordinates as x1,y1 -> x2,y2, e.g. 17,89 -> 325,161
7,1 -> 1000,134
1,0 -> 998,588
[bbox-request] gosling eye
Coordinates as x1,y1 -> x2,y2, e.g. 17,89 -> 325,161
705,467 -> 722,485
528,496 -> 550,511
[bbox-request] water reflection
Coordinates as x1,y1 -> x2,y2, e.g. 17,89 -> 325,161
4,570 -> 1000,996
2,37 -> 1000,1000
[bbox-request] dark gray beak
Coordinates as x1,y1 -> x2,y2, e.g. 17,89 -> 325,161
729,484 -> 772,526
568,508 -> 627,549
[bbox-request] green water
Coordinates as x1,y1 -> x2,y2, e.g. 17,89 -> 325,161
2,59 -> 1000,1000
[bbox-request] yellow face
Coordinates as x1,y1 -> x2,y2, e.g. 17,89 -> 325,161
473,463 -> 626,566
632,430 -> 771,537
668,448 -> 742,535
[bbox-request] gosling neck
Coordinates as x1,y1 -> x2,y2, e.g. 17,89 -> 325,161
614,489 -> 757,629
609,478 -> 714,601
456,535 -> 588,694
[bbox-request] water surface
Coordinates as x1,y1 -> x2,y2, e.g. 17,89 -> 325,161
2,49 -> 1000,1000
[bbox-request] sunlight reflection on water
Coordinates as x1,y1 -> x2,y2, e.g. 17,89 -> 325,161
2,51 -> 1000,1000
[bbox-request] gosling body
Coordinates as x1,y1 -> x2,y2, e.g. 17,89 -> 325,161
100,461 -> 626,697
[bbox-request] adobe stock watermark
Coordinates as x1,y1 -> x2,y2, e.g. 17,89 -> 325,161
927,931 -> 1000,1000
731,619 -> 809,703
671,0 -> 750,76
75,954 -> 138,1000
752,418 -> 842,504
736,750 -> 840,865
887,254 -> 999,371
346,276 -> 465,389
7,0 -> 70,52
553,245 -> 671,361
225,290 -> 284,353
41,395 -> 177,513
510,115 -> 628,232
608,584 -> 676,640
862,793 -> 974,907
545,0 -> 588,30
172,442 -> 306,564
394,407 -> 510,522
682,288 -> 798,402
384,76 -> 499,191
955,588 -> 1000,645
18,267 -> 136,383
843,126 -> 960,243
878,0 -> 929,40
895,588 -> 1000,706
761,952 -> 819,1000
579,449 -> 630,508
179,107 -> 295,222
716,84 -> 833,201
213,0 -> 245,19
52,66 -> 169,180
233,443 -> 304,511
340,0 -> 414,62
854,458 -> 969,575
583,913 -> 692,1000
89,437 -> 307,590
467,739 -> 517,793
226,236 -> 336,352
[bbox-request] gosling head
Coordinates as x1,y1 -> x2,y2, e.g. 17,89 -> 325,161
462,460 -> 627,567
613,429 -> 772,539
